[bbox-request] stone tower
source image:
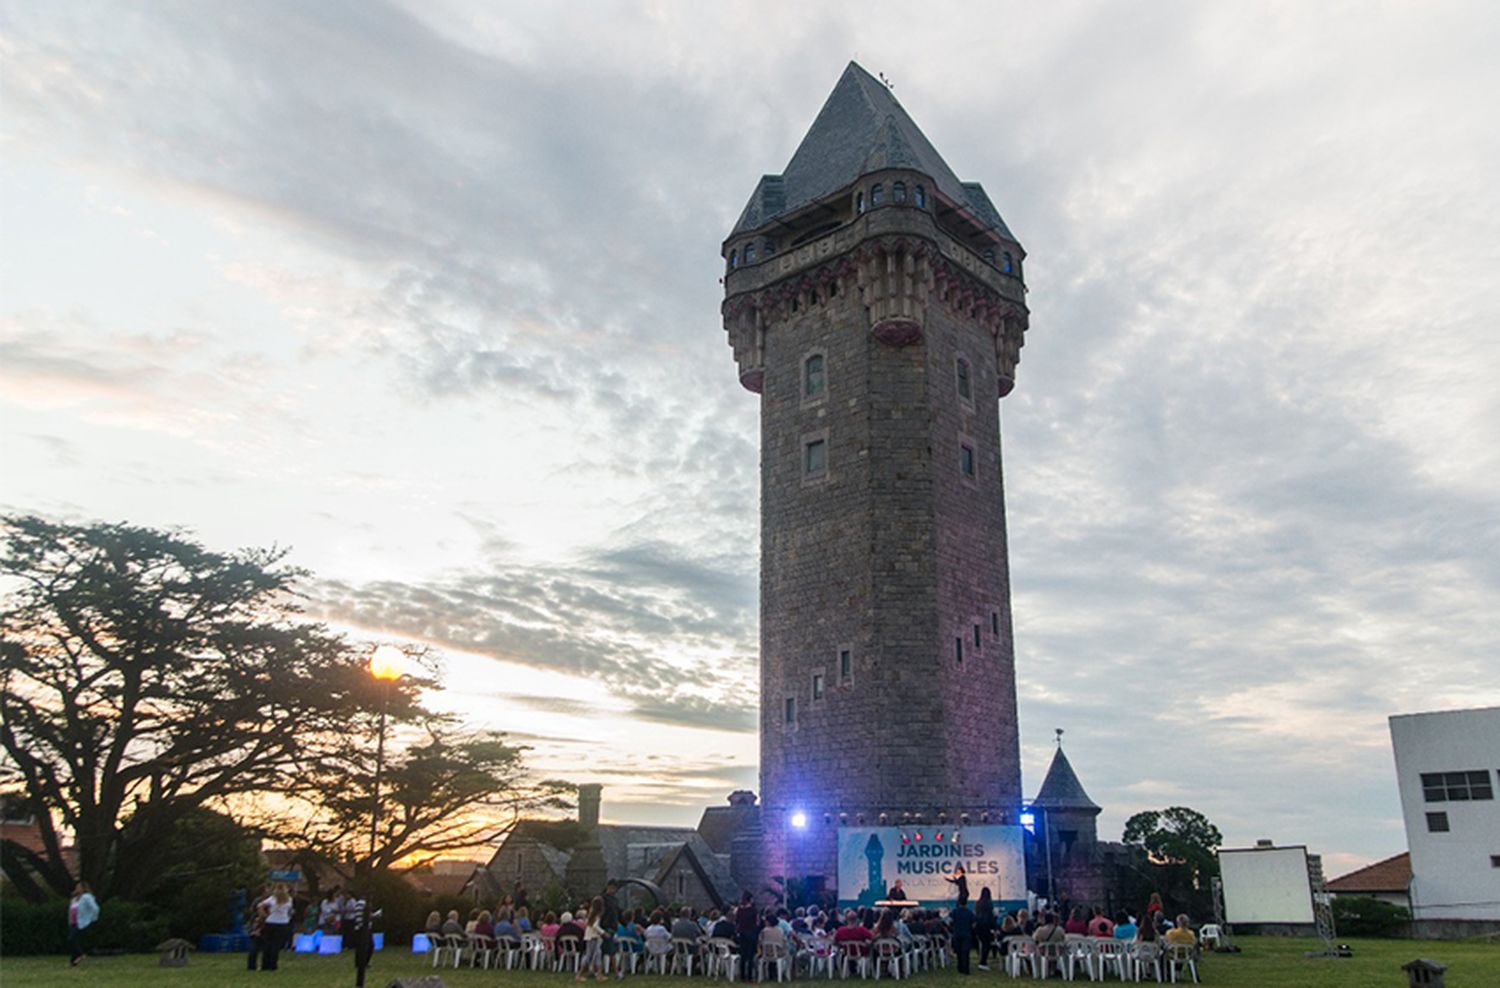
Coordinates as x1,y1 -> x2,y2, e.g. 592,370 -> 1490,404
721,63 -> 1031,887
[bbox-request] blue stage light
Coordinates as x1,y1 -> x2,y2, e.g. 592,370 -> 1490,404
1020,811 -> 1036,832
791,810 -> 808,829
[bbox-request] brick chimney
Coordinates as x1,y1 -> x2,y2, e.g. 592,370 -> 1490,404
577,783 -> 603,830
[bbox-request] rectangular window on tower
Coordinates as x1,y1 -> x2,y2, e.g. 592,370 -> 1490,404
785,696 -> 797,728
991,611 -> 1000,637
839,648 -> 853,684
960,444 -> 976,477
955,637 -> 964,665
812,671 -> 825,701
973,624 -> 982,648
802,430 -> 830,484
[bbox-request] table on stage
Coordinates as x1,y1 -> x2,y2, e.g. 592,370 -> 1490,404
874,900 -> 920,909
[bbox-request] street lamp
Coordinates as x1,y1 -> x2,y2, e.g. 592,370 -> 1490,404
357,644 -> 403,988
367,644 -> 404,858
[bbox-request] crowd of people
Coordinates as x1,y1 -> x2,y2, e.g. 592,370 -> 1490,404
425,879 -> 1202,982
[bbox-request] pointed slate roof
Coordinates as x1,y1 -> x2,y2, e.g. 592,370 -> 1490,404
1031,747 -> 1101,813
731,62 -> 1015,241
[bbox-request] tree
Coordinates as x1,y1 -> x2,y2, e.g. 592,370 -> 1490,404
288,718 -> 572,878
0,515 -> 422,900
1122,806 -> 1224,888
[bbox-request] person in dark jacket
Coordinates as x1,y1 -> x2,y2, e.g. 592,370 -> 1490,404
733,893 -> 758,981
944,866 -> 970,906
950,900 -> 975,975
974,887 -> 996,970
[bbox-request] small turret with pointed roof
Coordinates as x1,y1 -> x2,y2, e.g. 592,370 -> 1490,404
1031,732 -> 1101,846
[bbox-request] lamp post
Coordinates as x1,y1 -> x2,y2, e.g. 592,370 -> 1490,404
367,644 -> 404,860
356,644 -> 402,988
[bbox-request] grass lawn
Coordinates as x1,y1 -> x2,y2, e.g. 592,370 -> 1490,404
2,937 -> 1496,988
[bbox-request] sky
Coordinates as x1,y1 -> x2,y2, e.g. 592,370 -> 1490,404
2,1 -> 1498,878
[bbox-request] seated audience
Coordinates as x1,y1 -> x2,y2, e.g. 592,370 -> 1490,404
441,910 -> 464,936
539,911 -> 561,941
1064,906 -> 1089,935
425,910 -> 442,935
1033,911 -> 1066,944
474,910 -> 494,939
671,907 -> 702,942
1087,907 -> 1114,938
1164,915 -> 1196,946
1112,911 -> 1138,941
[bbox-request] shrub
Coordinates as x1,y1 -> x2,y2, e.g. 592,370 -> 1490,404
1332,895 -> 1410,937
0,897 -> 169,954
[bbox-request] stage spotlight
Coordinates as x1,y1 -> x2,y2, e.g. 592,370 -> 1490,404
790,811 -> 808,829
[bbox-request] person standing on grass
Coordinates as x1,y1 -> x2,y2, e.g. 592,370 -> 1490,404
258,884 -> 295,971
67,882 -> 99,967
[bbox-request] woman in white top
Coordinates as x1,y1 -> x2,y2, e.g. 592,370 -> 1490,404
578,896 -> 606,982
259,884 -> 296,971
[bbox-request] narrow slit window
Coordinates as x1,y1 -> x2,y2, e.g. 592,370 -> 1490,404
857,192 -> 865,214
840,649 -> 852,682
893,181 -> 907,203
730,250 -> 738,268
812,673 -> 825,700
957,358 -> 972,400
914,185 -> 926,208
871,183 -> 884,205
960,444 -> 975,477
785,696 -> 797,725
973,625 -> 982,647
955,637 -> 964,665
1003,252 -> 1014,274
804,354 -> 826,398
991,612 -> 1000,637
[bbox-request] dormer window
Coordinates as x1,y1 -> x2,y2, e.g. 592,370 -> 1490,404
857,192 -> 865,214
1003,252 -> 1014,274
914,185 -> 926,208
871,183 -> 884,206
730,250 -> 738,268
983,248 -> 996,266
893,181 -> 907,203
765,238 -> 777,255
745,243 -> 756,264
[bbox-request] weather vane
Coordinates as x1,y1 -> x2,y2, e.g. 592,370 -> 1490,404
1055,727 -> 1065,747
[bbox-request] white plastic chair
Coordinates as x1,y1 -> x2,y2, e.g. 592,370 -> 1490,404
871,938 -> 903,979
1003,936 -> 1034,978
1196,924 -> 1220,949
758,940 -> 791,982
1127,941 -> 1161,983
1030,940 -> 1069,980
805,933 -> 836,979
1164,943 -> 1198,983
556,934 -> 582,974
705,937 -> 739,980
840,939 -> 871,979
644,936 -> 674,975
1090,938 -> 1129,981
671,937 -> 701,976
431,933 -> 465,969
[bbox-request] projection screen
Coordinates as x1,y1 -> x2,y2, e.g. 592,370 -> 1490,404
1218,845 -> 1316,924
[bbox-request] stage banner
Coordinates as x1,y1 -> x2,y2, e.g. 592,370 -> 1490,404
836,825 -> 1026,910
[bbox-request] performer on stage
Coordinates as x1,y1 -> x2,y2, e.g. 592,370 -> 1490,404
944,866 -> 969,906
887,879 -> 910,903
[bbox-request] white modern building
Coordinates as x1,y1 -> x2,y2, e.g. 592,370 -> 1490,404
1388,706 -> 1500,932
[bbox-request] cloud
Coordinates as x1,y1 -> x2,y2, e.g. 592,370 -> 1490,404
1,0 -> 1497,864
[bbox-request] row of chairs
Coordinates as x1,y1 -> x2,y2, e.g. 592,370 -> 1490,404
999,935 -> 1199,983
428,931 -> 956,980
428,930 -> 1199,984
